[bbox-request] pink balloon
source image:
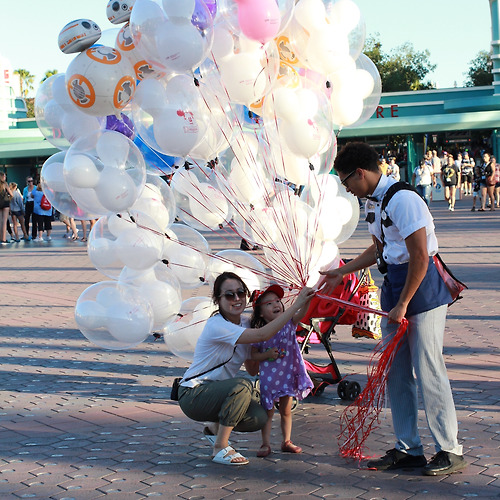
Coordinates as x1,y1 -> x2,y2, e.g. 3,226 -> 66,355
235,0 -> 281,44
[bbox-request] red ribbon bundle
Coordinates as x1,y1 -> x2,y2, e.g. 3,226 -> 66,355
315,292 -> 409,460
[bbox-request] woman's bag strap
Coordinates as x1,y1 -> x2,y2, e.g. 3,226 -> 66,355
182,346 -> 237,382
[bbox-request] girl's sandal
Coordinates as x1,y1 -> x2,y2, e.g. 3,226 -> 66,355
281,440 -> 302,453
257,445 -> 272,457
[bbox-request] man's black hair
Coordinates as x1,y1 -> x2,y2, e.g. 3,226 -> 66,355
334,142 -> 380,175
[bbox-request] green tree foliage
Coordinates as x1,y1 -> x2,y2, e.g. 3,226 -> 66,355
464,50 -> 493,87
25,98 -> 34,118
13,68 -> 35,97
364,35 -> 436,92
41,69 -> 59,83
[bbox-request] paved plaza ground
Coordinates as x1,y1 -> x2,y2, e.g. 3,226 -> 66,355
0,196 -> 499,499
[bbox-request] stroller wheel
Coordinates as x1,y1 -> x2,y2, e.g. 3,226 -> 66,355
275,397 -> 299,412
346,381 -> 361,401
337,380 -> 350,400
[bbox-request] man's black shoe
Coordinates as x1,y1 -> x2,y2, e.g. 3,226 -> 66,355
367,448 -> 427,470
422,451 -> 467,476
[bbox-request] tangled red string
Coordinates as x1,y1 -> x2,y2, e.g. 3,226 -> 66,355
315,293 -> 409,461
338,318 -> 408,461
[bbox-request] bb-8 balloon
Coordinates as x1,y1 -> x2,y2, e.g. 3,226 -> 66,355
107,0 -> 135,25
58,19 -> 101,54
65,46 -> 136,117
115,23 -> 163,82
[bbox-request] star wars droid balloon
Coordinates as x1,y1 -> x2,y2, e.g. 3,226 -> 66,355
58,19 -> 101,54
115,22 -> 163,82
66,45 -> 136,117
107,0 -> 135,24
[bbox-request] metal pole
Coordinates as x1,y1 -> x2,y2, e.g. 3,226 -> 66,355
489,0 -> 500,94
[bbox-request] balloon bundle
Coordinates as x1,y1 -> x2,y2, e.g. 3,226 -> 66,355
34,0 -> 387,446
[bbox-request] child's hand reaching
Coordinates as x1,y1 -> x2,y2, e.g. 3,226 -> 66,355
294,286 -> 316,308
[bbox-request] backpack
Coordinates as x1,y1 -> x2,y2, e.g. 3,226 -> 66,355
40,194 -> 52,211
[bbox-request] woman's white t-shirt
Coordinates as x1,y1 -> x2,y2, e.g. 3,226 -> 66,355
180,314 -> 251,388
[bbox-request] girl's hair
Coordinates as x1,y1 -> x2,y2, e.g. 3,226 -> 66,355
9,182 -> 17,190
211,271 -> 249,320
250,291 -> 284,329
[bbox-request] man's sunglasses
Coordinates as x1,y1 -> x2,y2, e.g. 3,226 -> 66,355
219,289 -> 247,300
340,170 -> 356,187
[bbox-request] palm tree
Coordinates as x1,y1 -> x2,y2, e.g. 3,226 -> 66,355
13,68 -> 35,97
41,69 -> 59,84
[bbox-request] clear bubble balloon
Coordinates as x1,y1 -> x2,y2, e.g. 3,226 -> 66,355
331,175 -> 360,244
218,0 -> 295,45
201,25 -> 280,107
129,0 -> 214,74
262,78 -> 333,161
288,0 -> 365,74
338,53 -> 382,129
162,296 -> 216,360
205,249 -> 268,293
88,210 -> 165,278
131,74 -> 208,158
170,164 -> 232,231
64,129 -> 146,216
129,175 -> 176,231
120,262 -> 182,331
163,223 -> 210,288
40,152 -> 100,220
75,281 -> 153,350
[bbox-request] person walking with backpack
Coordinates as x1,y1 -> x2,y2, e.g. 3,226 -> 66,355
32,181 -> 53,242
318,142 -> 466,477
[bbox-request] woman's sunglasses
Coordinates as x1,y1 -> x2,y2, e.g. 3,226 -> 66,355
219,288 -> 247,301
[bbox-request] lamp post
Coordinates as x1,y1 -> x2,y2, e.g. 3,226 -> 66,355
490,0 -> 500,94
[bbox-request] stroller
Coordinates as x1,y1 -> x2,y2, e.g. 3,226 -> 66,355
297,264 -> 381,402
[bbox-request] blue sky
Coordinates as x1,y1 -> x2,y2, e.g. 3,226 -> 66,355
0,0 -> 492,96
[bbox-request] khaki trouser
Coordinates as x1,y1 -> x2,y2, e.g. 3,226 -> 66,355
178,377 -> 267,431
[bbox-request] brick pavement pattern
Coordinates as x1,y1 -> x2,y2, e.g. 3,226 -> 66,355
0,198 -> 499,499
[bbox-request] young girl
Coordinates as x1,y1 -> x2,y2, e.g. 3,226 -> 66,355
250,284 -> 314,458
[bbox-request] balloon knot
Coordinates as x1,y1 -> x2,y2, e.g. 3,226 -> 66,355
162,259 -> 169,265
309,163 -> 315,171
326,81 -> 331,89
194,77 -> 199,87
199,277 -> 205,282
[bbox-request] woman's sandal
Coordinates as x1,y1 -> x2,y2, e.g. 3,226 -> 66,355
212,446 -> 249,466
281,440 -> 302,453
257,445 -> 272,457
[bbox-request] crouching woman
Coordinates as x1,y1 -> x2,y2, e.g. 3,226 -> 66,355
177,271 -> 314,466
